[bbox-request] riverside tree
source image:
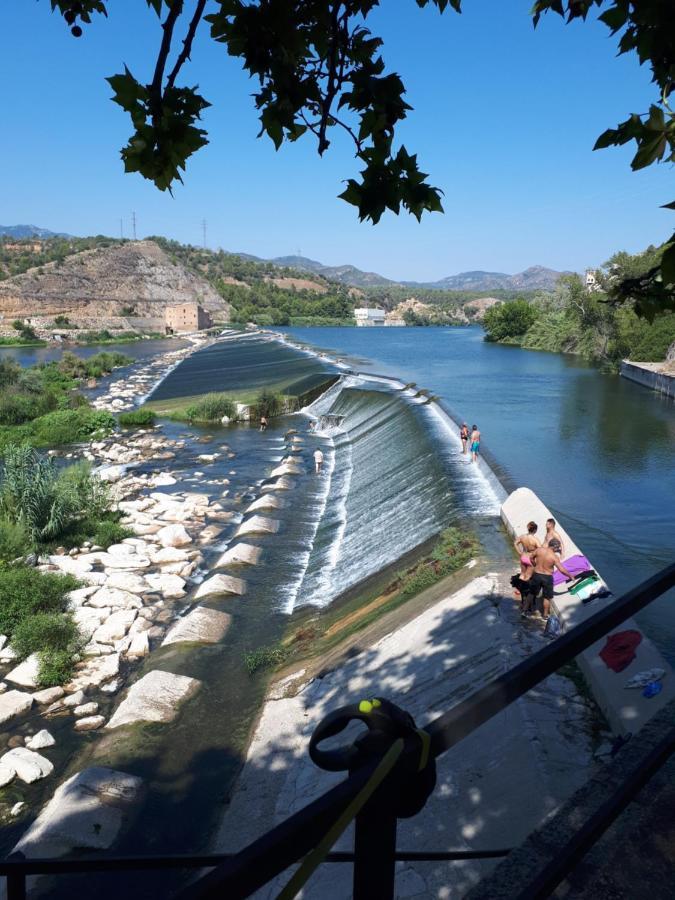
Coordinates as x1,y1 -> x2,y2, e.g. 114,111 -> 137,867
43,1 -> 674,306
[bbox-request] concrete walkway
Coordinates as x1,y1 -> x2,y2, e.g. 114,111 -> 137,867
215,573 -> 601,898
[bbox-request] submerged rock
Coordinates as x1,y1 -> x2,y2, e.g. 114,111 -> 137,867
106,670 -> 201,729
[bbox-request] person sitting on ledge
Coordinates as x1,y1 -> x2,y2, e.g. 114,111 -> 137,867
526,544 -> 575,621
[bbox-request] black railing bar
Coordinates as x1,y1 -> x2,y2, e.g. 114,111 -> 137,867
183,563 -> 675,899
516,727 -> 675,899
0,847 -> 514,877
426,560 -> 675,756
6,873 -> 24,900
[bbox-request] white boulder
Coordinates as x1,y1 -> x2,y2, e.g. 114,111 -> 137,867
26,730 -> 55,750
105,572 -> 149,594
88,587 -> 142,609
92,610 -> 137,645
12,766 -> 143,857
235,515 -> 280,537
2,747 -> 54,783
157,524 -> 192,548
0,690 -> 33,725
6,654 -> 41,689
106,670 -> 201,729
194,574 -> 247,599
144,573 -> 186,598
74,715 -> 106,732
215,543 -> 262,567
162,608 -> 231,647
126,632 -> 150,658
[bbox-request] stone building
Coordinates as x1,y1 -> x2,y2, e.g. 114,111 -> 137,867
165,303 -> 213,334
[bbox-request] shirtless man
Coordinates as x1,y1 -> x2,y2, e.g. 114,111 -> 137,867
470,425 -> 481,463
527,544 -> 575,619
542,518 -> 564,557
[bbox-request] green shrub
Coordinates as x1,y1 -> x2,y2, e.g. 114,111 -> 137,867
482,300 -> 538,342
91,519 -> 134,548
36,648 -> 77,687
28,408 -> 115,445
243,644 -> 289,675
118,409 -> 156,428
12,612 -> 79,660
253,389 -> 284,419
0,518 -> 29,564
0,567 -> 79,636
186,393 -> 236,422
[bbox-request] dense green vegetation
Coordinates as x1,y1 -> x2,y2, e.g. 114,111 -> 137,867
482,247 -> 675,367
0,445 -> 134,686
184,393 -> 237,423
0,352 -> 128,451
0,568 -> 81,686
118,409 -> 157,428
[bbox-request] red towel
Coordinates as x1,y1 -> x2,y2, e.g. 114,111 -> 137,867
599,630 -> 643,673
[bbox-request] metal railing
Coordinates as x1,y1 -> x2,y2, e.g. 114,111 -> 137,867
2,562 -> 674,900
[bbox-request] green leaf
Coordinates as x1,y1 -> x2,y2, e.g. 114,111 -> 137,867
661,242 -> 675,287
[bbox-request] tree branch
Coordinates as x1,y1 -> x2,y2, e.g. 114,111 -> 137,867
150,0 -> 184,121
167,0 -> 208,90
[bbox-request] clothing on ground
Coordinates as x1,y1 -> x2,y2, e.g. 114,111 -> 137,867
599,630 -> 643,673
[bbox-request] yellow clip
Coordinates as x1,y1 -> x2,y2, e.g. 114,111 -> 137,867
359,700 -> 373,713
371,698 -> 381,708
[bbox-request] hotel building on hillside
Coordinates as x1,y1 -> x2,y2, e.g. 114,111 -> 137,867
165,303 -> 213,334
354,307 -> 386,326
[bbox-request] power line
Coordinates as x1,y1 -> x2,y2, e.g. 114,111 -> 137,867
119,218 -> 124,240
202,219 -> 207,249
132,211 -> 137,241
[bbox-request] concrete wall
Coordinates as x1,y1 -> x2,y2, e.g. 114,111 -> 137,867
621,361 -> 675,399
501,487 -> 673,736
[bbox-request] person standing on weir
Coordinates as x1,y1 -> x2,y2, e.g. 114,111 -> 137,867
460,422 -> 469,454
470,424 -> 481,463
313,447 -> 324,474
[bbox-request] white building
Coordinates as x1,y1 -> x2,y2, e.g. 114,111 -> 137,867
354,307 -> 386,326
585,269 -> 600,292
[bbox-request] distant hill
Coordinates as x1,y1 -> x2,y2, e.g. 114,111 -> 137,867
410,266 -> 570,292
269,255 -> 392,287
0,240 -> 230,329
0,224 -> 71,239
243,253 -> 570,292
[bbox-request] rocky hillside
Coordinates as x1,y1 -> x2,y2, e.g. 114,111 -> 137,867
0,240 -> 230,329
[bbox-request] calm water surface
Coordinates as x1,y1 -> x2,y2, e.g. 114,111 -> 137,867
284,326 -> 675,660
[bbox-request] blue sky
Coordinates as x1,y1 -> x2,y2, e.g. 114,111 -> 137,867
0,1 -> 670,280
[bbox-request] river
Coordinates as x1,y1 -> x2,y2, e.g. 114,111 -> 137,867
282,325 -> 675,663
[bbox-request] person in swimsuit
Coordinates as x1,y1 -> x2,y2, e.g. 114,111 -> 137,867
460,423 -> 469,455
542,518 -> 564,557
526,545 -> 575,620
259,415 -> 268,432
470,425 -> 481,463
514,521 -> 540,558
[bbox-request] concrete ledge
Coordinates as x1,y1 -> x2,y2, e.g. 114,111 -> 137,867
501,487 -> 673,735
621,360 -> 675,398
466,698 -> 675,900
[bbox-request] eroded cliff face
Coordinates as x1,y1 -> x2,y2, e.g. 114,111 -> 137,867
0,240 -> 230,324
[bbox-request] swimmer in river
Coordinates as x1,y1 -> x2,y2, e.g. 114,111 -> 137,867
470,425 -> 481,463
460,422 -> 469,455
259,415 -> 268,432
313,447 -> 324,474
